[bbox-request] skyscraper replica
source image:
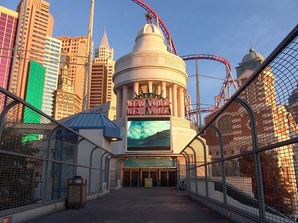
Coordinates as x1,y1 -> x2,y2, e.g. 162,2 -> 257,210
111,23 -> 204,187
57,36 -> 88,111
42,36 -> 62,117
53,65 -> 81,120
90,31 -> 116,119
0,6 -> 18,90
9,0 -> 53,100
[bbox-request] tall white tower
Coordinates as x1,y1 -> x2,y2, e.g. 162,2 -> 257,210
113,23 -> 188,119
42,36 -> 62,118
112,23 -> 198,154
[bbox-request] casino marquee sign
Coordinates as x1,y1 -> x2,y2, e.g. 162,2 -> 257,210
127,93 -> 171,116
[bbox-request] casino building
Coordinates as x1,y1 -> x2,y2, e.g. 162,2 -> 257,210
111,23 -> 205,187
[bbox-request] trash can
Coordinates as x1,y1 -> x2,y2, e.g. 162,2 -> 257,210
144,178 -> 153,188
66,176 -> 87,209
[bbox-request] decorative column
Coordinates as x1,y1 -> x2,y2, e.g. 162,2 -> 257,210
116,88 -> 122,118
148,81 -> 153,93
169,87 -> 173,115
161,82 -> 167,98
172,84 -> 177,117
140,85 -> 147,93
157,84 -> 161,95
178,87 -> 185,118
133,82 -> 139,96
122,85 -> 128,118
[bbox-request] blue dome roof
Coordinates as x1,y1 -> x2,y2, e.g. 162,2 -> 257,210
62,112 -> 121,140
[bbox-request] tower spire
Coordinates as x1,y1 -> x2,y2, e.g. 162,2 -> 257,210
99,28 -> 110,48
249,40 -> 254,52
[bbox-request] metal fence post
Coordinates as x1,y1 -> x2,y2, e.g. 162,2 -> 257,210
196,137 -> 209,199
181,152 -> 189,177
106,156 -> 111,190
185,152 -> 192,191
74,137 -> 85,176
234,98 -> 266,221
88,146 -> 100,193
116,158 -> 124,188
175,158 -> 180,184
56,129 -> 65,199
115,158 -> 119,188
182,152 -> 190,191
0,100 -> 19,141
99,151 -> 108,192
211,124 -> 227,204
188,146 -> 198,194
42,126 -> 59,201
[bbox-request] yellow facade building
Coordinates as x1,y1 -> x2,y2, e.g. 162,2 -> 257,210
53,66 -> 81,120
57,36 -> 88,110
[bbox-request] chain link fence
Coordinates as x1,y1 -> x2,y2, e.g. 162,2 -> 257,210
180,25 -> 298,223
0,88 -> 113,213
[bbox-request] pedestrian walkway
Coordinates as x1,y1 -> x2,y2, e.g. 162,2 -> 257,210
25,188 -> 230,223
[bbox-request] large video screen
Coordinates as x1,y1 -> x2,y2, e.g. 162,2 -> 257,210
127,118 -> 171,151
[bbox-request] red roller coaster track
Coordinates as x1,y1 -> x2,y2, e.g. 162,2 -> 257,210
130,0 -> 177,54
182,54 -> 238,109
182,54 -> 231,71
130,0 -> 239,119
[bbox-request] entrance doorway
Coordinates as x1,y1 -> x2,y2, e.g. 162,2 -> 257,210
168,171 -> 177,187
131,171 -> 139,187
122,169 -> 177,187
160,171 -> 168,187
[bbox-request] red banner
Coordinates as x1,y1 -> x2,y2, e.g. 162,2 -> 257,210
127,98 -> 171,116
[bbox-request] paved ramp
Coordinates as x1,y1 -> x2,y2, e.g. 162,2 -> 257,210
26,188 -> 230,223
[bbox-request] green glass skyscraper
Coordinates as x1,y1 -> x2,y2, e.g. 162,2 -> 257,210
23,61 -> 45,140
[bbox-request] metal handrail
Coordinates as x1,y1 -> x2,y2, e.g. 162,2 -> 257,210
189,178 -> 291,220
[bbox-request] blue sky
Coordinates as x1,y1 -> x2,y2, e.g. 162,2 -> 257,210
1,0 -> 298,111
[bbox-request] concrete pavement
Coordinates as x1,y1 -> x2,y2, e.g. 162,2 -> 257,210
25,188 -> 230,223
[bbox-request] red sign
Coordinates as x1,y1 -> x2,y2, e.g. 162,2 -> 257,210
127,98 -> 171,116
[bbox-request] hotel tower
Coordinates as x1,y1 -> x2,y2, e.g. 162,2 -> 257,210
9,0 -> 53,100
42,36 -> 62,117
90,30 -> 116,119
57,36 -> 88,111
0,6 -> 18,91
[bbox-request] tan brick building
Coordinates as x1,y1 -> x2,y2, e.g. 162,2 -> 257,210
53,65 -> 81,120
57,36 -> 88,110
205,49 -> 297,161
90,61 -> 107,106
203,48 -> 298,215
288,85 -> 298,124
9,0 -> 53,99
89,31 -> 116,119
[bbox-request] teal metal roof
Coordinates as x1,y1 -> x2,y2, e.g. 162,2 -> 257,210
62,112 -> 121,140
